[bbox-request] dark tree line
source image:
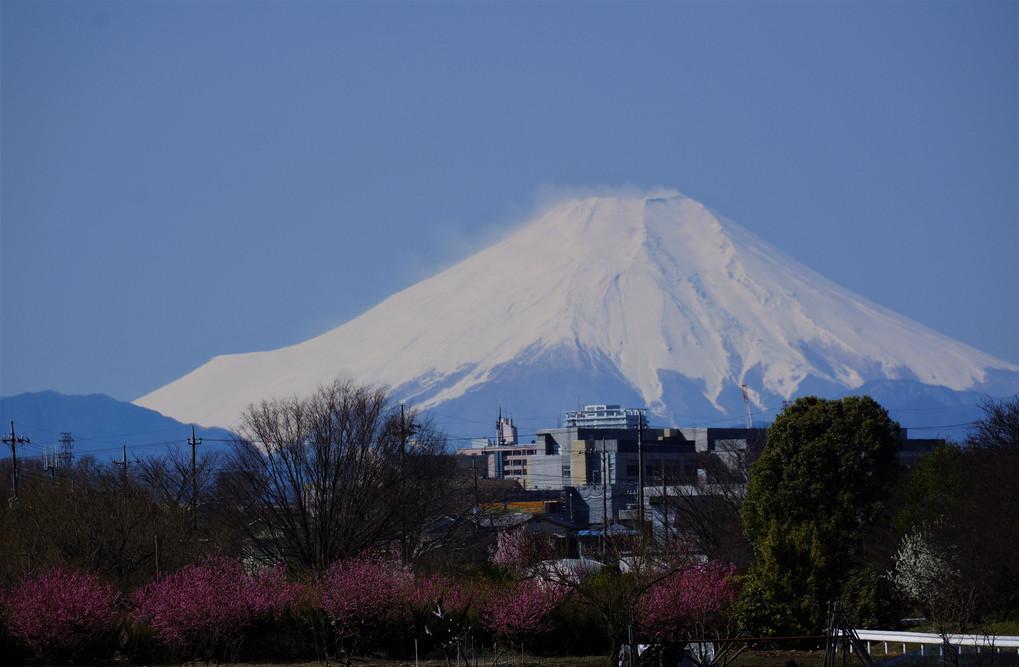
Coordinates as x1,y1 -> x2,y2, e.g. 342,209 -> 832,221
0,379 -> 476,588
0,450 -> 229,591
2,385 -> 1016,645
891,396 -> 1019,628
736,394 -> 1019,638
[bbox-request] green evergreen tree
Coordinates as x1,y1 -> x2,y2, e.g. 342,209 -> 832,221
894,440 -> 961,533
739,396 -> 900,636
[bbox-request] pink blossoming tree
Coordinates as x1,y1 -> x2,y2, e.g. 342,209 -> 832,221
638,561 -> 741,666
132,554 -> 301,663
3,566 -> 121,662
483,578 -> 568,663
490,527 -> 537,574
639,561 -> 738,639
408,572 -> 484,666
319,554 -> 412,663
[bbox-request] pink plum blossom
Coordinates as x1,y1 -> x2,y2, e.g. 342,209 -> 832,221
638,561 -> 739,640
4,566 -> 121,659
132,555 -> 301,660
319,554 -> 412,653
483,578 -> 568,645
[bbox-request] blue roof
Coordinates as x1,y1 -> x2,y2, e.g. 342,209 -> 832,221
577,525 -> 637,537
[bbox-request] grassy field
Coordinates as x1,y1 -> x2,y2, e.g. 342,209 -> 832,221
235,651 -> 837,667
236,633 -> 1019,667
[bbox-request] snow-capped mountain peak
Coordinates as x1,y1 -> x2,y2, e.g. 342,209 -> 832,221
135,191 -> 1017,430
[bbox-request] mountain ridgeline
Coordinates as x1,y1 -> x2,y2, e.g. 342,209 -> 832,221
0,391 -> 237,462
134,192 -> 1018,436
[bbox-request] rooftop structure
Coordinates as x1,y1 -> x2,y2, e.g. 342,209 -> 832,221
564,404 -> 642,429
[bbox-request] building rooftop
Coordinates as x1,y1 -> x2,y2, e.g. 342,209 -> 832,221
564,404 -> 643,429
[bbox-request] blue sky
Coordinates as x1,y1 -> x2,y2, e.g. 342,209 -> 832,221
2,0 -> 1016,403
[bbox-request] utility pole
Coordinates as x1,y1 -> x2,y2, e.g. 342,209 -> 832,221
113,445 -> 132,484
602,443 -> 608,559
398,404 -> 417,561
661,454 -> 669,544
471,456 -> 480,532
4,421 -> 29,501
188,426 -> 202,530
637,410 -> 645,529
585,443 -> 610,559
400,404 -> 407,470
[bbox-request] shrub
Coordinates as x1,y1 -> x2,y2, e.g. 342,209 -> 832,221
3,566 -> 120,662
132,555 -> 299,663
639,561 -> 738,640
483,578 -> 568,646
319,554 -> 411,660
408,572 -> 482,659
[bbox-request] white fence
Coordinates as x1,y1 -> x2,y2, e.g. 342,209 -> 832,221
839,629 -> 1019,656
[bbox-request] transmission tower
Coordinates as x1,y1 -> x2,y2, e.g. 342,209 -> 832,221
58,432 -> 74,468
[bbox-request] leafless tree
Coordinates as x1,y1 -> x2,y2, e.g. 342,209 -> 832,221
0,454 -> 222,590
219,378 -> 462,574
896,396 -> 1019,627
664,431 -> 763,565
136,446 -> 222,527
966,395 -> 1019,452
956,395 -> 1019,619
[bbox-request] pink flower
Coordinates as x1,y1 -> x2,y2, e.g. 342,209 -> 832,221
490,527 -> 536,573
408,572 -> 475,615
319,554 -> 411,637
483,579 -> 568,644
639,561 -> 739,640
4,567 -> 120,657
132,555 -> 301,656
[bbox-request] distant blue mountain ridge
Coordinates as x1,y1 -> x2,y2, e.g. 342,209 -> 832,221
1,381 -> 1014,463
0,391 -> 238,465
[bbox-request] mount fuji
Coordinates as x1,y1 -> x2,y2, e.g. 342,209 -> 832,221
135,191 -> 1018,436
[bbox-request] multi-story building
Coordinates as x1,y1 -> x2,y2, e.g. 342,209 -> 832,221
457,406 -> 760,527
458,417 -> 539,482
564,404 -> 643,429
459,404 -> 937,532
526,416 -> 758,527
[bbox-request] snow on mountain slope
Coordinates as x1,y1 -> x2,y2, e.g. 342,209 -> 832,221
135,191 -> 1018,429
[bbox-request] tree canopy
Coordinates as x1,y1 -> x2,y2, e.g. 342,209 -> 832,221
739,395 -> 901,635
894,395 -> 1019,623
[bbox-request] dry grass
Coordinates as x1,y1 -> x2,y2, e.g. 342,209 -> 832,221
234,651 -> 833,667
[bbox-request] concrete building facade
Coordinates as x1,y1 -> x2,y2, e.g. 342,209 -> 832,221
458,404 -> 935,532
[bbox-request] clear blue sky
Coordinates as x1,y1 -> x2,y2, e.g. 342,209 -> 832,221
2,0 -> 1016,402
